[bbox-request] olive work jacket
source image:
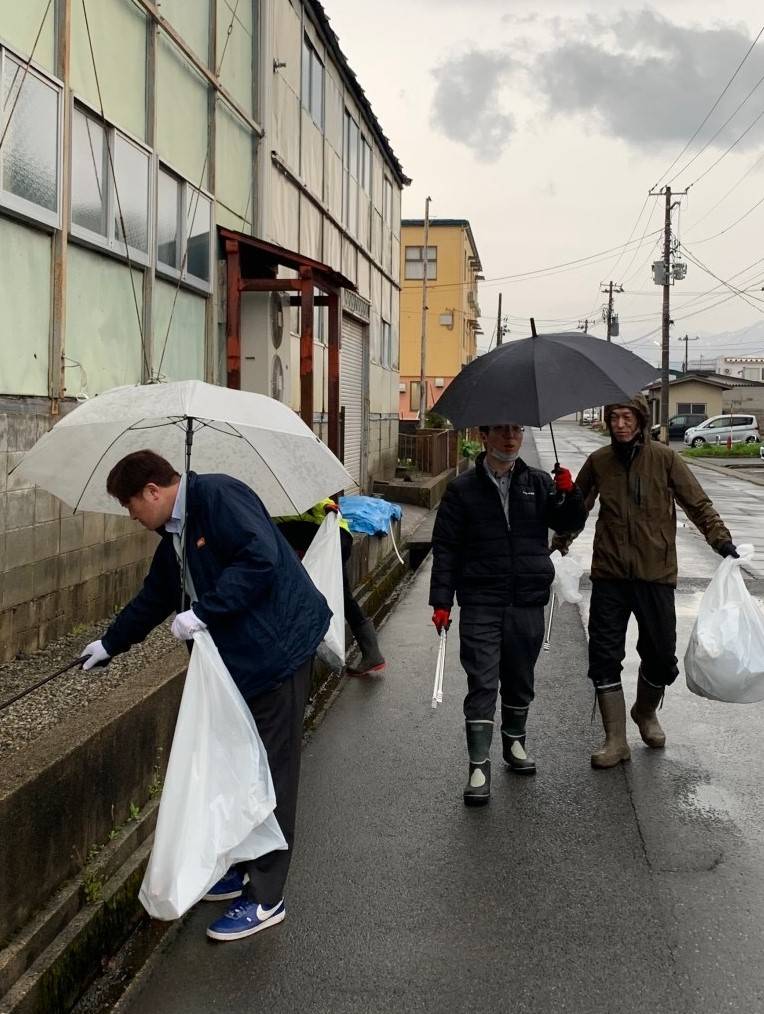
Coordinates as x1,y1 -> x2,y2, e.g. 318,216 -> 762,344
552,437 -> 731,586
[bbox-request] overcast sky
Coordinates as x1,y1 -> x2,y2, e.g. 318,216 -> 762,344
324,0 -> 764,366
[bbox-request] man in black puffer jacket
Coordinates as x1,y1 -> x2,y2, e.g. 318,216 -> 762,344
430,423 -> 585,805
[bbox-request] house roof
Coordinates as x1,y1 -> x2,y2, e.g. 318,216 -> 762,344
645,371 -> 764,392
401,219 -> 483,271
306,1 -> 410,188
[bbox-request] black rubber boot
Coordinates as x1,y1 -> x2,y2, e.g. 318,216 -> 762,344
346,618 -> 386,676
501,705 -> 536,775
464,720 -> 493,806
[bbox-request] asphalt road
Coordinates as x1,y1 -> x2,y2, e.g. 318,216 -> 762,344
115,426 -> 764,1013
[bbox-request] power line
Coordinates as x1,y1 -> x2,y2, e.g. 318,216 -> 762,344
667,63 -> 764,186
684,152 -> 764,235
681,246 -> 764,311
687,101 -> 764,190
692,192 -> 764,244
654,23 -> 764,188
423,229 -> 663,293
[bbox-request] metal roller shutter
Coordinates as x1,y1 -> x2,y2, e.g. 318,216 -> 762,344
340,315 -> 364,491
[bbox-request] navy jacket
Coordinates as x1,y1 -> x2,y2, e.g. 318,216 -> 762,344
102,472 -> 331,699
429,454 -> 586,609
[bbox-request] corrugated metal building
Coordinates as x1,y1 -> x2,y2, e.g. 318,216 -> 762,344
0,0 -> 407,660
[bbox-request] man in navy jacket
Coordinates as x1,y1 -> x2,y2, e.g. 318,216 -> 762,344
80,450 -> 330,942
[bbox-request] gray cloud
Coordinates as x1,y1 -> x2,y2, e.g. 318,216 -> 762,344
536,11 -> 764,153
430,50 -> 516,161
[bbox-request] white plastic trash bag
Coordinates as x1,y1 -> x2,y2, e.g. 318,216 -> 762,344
302,511 -> 345,669
685,544 -> 764,704
139,630 -> 287,920
550,550 -> 584,604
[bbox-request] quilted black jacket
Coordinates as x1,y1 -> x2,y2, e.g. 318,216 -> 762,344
429,453 -> 586,609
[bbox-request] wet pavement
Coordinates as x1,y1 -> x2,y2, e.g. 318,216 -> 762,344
114,426 -> 764,1013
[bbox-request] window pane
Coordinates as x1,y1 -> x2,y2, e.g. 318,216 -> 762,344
113,134 -> 149,252
349,119 -> 359,177
1,59 -> 58,212
157,169 -> 180,268
186,189 -> 210,281
302,39 -> 311,112
71,108 -> 106,234
405,246 -> 421,261
405,261 -> 424,279
311,55 -> 323,126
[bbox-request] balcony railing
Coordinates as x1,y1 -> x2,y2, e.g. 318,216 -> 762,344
397,429 -> 457,476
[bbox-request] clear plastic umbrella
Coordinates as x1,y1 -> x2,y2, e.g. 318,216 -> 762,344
12,380 -> 352,517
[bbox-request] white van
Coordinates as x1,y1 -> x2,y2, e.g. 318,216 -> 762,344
684,414 -> 759,448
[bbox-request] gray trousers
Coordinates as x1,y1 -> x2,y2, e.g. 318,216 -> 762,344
459,605 -> 545,721
239,658 -> 312,906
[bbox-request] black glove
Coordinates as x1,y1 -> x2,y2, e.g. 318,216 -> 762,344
718,541 -> 739,559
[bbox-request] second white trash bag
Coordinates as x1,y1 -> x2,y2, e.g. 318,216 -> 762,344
549,550 -> 584,604
302,511 -> 345,669
685,544 -> 764,704
139,630 -> 287,920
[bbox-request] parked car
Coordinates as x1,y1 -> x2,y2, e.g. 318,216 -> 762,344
650,413 -> 707,441
684,414 -> 760,448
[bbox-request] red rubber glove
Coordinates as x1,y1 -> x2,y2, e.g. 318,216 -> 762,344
432,608 -> 451,633
553,466 -> 574,493
323,501 -> 340,514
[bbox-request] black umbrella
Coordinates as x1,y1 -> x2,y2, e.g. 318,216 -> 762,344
433,328 -> 659,431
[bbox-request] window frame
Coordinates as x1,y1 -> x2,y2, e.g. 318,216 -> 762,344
381,318 -> 392,369
301,35 -> 324,130
409,380 -> 421,413
155,160 -> 214,294
69,98 -> 152,268
382,176 -> 393,226
404,245 -> 437,280
0,45 -> 63,230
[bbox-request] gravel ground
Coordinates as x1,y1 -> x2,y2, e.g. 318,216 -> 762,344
0,617 -> 182,755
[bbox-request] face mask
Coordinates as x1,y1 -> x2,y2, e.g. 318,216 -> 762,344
490,448 -> 518,464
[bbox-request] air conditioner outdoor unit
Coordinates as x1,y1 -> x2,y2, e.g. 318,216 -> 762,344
240,291 -> 291,402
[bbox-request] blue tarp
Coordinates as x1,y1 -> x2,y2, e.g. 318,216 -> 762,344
339,495 -> 402,536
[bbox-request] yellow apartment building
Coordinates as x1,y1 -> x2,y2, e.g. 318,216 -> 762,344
399,219 -> 482,421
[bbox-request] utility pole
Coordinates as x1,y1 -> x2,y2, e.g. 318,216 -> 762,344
496,292 -> 504,346
600,281 -> 623,341
681,333 -> 700,374
418,195 -> 431,430
649,184 -> 688,443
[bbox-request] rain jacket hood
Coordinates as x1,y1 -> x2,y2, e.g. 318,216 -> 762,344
603,393 -> 650,435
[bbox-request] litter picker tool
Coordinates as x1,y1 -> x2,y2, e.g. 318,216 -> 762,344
0,656 -> 88,712
543,593 -> 556,652
431,628 -> 447,709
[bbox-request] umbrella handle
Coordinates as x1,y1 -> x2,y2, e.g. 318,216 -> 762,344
543,593 -> 556,651
549,421 -> 560,473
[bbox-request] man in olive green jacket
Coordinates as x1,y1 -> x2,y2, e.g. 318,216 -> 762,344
554,394 -> 737,767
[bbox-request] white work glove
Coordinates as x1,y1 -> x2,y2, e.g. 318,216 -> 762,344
170,608 -> 207,641
81,639 -> 111,671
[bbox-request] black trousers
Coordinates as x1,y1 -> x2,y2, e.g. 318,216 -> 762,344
340,528 -> 366,632
459,604 -> 545,720
588,579 -> 679,689
239,658 -> 312,906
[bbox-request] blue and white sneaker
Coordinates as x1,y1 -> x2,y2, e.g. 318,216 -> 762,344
206,899 -> 286,941
202,869 -> 249,902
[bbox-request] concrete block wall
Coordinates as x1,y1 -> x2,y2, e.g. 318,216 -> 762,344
0,406 -> 157,663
